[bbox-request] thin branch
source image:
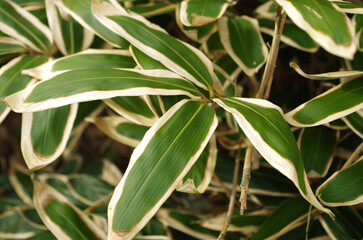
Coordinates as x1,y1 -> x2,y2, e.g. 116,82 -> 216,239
256,5 -> 286,99
217,144 -> 242,240
239,144 -> 253,215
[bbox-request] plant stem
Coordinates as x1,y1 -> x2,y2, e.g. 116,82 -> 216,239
239,144 -> 252,215
217,144 -> 242,240
256,6 -> 286,99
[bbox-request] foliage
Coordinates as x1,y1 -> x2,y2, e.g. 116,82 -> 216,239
0,0 -> 362,239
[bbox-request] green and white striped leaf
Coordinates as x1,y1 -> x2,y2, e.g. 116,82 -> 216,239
9,163 -> 34,206
258,18 -> 318,52
130,45 -> 167,70
219,16 -> 268,76
176,135 -> 217,194
179,0 -> 231,27
108,100 -> 217,240
299,126 -> 338,178
255,1 -> 277,20
251,197 -> 312,240
331,0 -> 363,14
285,78 -> 363,127
319,207 -> 363,240
202,31 -> 225,58
0,37 -> 27,55
214,97 -> 331,215
0,209 -> 45,239
54,0 -> 129,48
0,55 -> 48,99
6,68 -> 201,112
157,209 -> 219,239
0,0 -> 52,53
23,49 -> 136,79
0,101 -> 10,124
104,96 -> 157,126
45,0 -> 93,55
127,3 -> 175,18
275,0 -> 356,59
88,116 -> 148,148
21,104 -> 77,170
93,1 -> 222,95
33,181 -> 106,239
290,62 -> 363,80
317,159 -> 363,206
343,111 -> 363,138
354,14 -> 363,51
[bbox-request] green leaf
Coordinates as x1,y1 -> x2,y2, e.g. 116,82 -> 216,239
0,37 -> 27,56
285,78 -> 363,127
6,68 -> 201,112
176,135 -> 217,194
214,97 -> 331,215
0,55 -> 48,98
299,126 -> 338,178
179,0 -> 230,27
33,181 -> 106,239
21,104 -> 77,170
258,18 -> 318,52
0,101 -> 10,124
130,45 -> 167,70
108,100 -> 217,239
331,0 -> 363,14
56,0 -> 129,48
251,197 -> 311,240
89,116 -> 149,148
275,0 -> 355,59
219,16 -> 268,76
317,159 -> 363,206
103,95 -> 157,126
0,0 -> 52,53
354,14 -> 363,52
343,111 -> 363,138
9,163 -> 34,206
128,3 -> 176,18
93,1 -> 222,95
45,0 -> 94,55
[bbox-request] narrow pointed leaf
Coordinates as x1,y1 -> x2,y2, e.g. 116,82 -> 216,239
290,62 -> 363,80
176,135 -> 217,194
108,100 -> 218,239
0,0 -> 52,53
0,101 -> 10,124
128,3 -> 175,18
331,0 -> 363,14
0,55 -> 48,98
93,1 -> 220,94
23,49 -> 136,79
9,163 -> 34,206
285,78 -> 363,127
179,0 -> 230,27
219,16 -> 268,76
0,37 -> 27,55
33,181 -> 106,239
317,159 -> 363,206
258,18 -> 318,52
255,1 -> 277,19
299,127 -> 338,178
354,14 -> 363,52
103,96 -> 157,126
55,0 -> 129,48
251,197 -> 312,240
275,0 -> 355,59
88,116 -> 149,148
21,104 -> 78,170
214,97 -> 331,215
6,68 -> 201,112
343,111 -> 363,138
45,0 -> 93,55
130,45 -> 167,70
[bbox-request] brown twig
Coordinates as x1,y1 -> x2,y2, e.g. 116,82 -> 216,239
239,144 -> 253,215
217,144 -> 242,240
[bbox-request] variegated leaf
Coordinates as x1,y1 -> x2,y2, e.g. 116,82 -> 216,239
130,45 -> 167,70
6,68 -> 201,112
93,0 -> 222,95
317,159 -> 363,206
331,0 -> 363,14
0,0 -> 52,53
88,116 -> 149,148
33,181 -> 106,239
176,134 -> 217,194
108,100 -> 217,239
21,104 -> 78,170
214,97 -> 332,215
9,163 -> 34,206
285,78 -> 363,127
275,0 -> 356,59
354,14 -> 363,52
0,37 -> 27,55
54,0 -> 129,48
219,16 -> 268,76
0,101 -> 10,124
127,3 -> 175,18
343,111 -> 363,138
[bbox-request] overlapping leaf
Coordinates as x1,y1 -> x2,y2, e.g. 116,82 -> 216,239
0,37 -> 27,55
285,78 -> 363,127
128,3 -> 175,18
343,111 -> 363,138
9,163 -> 34,206
331,0 -> 363,14
107,100 -> 217,239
